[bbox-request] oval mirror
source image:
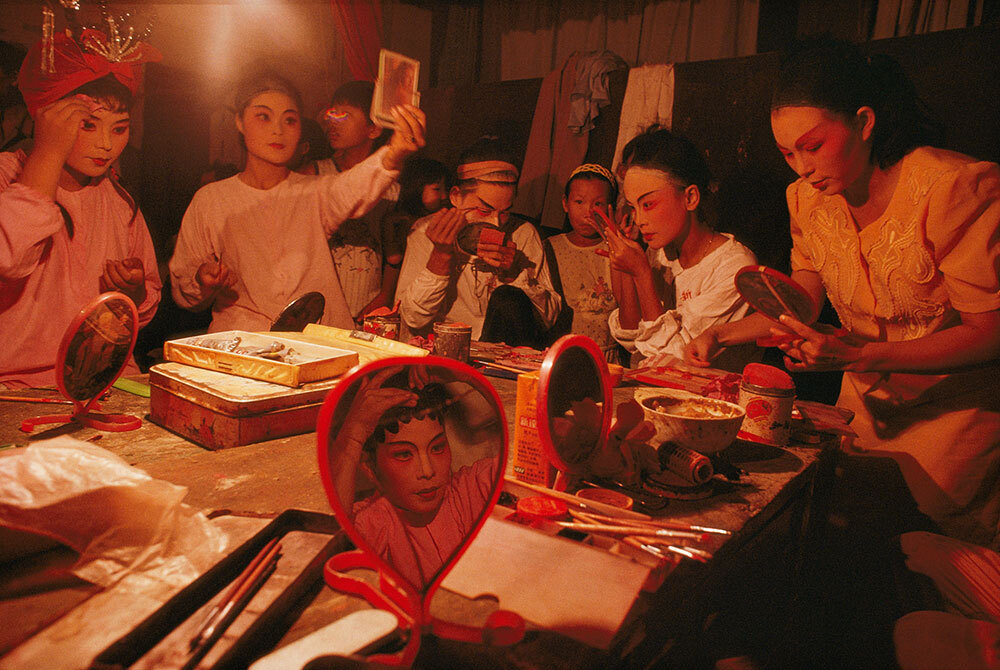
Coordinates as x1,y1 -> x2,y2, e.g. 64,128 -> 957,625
58,292 -> 139,408
271,291 -> 326,332
734,265 -> 819,325
455,221 -> 504,257
536,335 -> 613,476
317,356 -> 506,596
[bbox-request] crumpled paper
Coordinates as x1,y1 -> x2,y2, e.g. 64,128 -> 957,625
0,437 -> 228,589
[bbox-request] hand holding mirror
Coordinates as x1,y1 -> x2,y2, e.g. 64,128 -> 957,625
271,292 -> 325,332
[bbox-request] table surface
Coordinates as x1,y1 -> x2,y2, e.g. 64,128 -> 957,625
0,372 -> 830,669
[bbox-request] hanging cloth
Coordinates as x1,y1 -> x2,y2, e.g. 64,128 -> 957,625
611,64 -> 675,174
515,53 -> 589,230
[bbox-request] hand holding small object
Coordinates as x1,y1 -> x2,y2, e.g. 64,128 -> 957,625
100,257 -> 145,306
684,326 -> 724,367
340,366 -> 416,447
32,97 -> 92,163
425,208 -> 466,275
382,104 -> 426,171
477,239 -> 515,270
196,258 -> 236,294
774,314 -> 862,371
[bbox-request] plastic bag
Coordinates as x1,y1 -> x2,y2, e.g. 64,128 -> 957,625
0,437 -> 228,589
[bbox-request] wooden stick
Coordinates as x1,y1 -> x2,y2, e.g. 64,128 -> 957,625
0,395 -> 73,405
556,521 -> 709,542
188,538 -> 280,652
474,359 -> 530,375
570,508 -> 732,536
504,476 -> 651,521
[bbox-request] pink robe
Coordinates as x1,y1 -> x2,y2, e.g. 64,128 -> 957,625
0,151 -> 161,388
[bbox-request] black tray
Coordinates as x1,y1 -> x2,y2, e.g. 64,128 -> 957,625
90,509 -> 346,670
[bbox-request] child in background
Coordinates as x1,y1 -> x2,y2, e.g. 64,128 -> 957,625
543,163 -> 620,361
314,81 -> 399,323
169,72 -> 424,333
389,156 -> 450,235
0,27 -> 162,387
384,156 -> 450,273
607,127 -> 757,369
290,117 -> 332,174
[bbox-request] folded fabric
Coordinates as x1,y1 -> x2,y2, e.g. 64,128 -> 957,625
900,530 -> 1000,622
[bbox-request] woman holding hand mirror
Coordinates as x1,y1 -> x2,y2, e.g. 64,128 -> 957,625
328,364 -> 500,589
685,38 -> 1000,548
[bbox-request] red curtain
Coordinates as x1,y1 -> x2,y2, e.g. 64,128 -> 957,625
330,0 -> 383,82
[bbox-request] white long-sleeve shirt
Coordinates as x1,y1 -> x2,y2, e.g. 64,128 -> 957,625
609,233 -> 755,360
396,214 -> 561,339
169,148 -> 397,333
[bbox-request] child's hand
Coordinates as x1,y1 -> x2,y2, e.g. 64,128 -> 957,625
100,257 -> 146,307
341,366 -> 417,446
477,239 -> 516,270
196,259 -> 236,295
382,105 -> 427,171
684,326 -> 724,367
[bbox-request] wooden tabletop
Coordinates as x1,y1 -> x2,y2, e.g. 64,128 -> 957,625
0,372 -> 832,668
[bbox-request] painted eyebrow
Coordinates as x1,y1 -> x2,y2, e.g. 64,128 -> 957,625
382,431 -> 447,450
776,124 -> 824,152
475,195 -> 510,212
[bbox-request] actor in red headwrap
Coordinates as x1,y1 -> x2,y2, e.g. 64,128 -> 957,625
0,21 -> 162,388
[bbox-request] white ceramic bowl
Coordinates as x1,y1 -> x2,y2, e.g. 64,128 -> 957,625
637,388 -> 746,454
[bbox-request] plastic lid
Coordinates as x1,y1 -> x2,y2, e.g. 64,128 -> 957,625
742,363 -> 794,390
516,495 -> 569,520
575,487 -> 633,510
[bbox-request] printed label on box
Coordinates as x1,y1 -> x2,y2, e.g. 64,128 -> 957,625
512,371 -> 554,486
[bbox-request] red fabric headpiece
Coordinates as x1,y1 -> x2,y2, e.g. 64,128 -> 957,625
17,30 -> 162,117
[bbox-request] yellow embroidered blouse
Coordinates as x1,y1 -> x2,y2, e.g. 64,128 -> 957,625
788,146 -> 1000,548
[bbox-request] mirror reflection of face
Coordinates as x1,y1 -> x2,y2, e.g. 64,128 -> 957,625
236,90 -> 301,167
63,299 -> 135,401
450,182 -> 516,227
370,415 -> 452,526
327,364 -> 503,591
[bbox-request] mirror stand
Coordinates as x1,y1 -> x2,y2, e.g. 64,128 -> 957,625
324,549 -> 525,664
20,292 -> 142,434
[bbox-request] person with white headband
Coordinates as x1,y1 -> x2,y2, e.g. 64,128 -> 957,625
396,136 -> 560,347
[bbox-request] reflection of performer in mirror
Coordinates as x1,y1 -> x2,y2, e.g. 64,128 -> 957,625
331,367 -> 497,588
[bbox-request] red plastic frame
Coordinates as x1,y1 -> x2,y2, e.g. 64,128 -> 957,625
734,265 -> 820,326
535,335 -> 613,477
20,292 -> 141,433
315,355 -> 520,660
